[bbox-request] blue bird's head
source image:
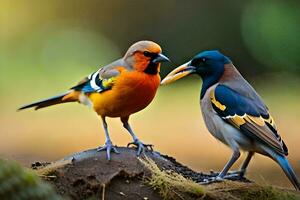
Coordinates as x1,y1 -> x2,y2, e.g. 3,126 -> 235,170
191,51 -> 231,77
161,50 -> 231,85
161,50 -> 232,98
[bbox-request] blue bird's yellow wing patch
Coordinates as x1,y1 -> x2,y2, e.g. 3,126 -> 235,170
211,84 -> 288,155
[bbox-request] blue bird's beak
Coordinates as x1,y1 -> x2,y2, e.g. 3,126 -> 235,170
161,61 -> 196,85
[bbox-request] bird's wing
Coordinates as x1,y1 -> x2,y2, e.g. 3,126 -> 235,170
210,84 -> 288,155
71,60 -> 129,93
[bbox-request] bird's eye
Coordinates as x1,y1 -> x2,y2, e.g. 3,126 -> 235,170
143,51 -> 151,57
191,57 -> 208,66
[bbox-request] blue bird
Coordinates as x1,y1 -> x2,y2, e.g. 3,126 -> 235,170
161,50 -> 300,190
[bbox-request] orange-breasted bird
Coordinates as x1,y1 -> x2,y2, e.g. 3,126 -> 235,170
19,40 -> 170,160
161,50 -> 299,190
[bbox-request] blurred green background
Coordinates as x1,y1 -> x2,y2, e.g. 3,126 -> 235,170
1,0 -> 300,189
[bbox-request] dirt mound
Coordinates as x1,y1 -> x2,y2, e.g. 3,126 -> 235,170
35,147 -> 299,200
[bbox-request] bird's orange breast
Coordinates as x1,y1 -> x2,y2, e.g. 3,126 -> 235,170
87,71 -> 160,117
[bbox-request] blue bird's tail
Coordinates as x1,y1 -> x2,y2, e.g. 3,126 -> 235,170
275,154 -> 300,190
18,91 -> 72,111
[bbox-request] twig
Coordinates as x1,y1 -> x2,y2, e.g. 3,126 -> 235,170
102,184 -> 105,200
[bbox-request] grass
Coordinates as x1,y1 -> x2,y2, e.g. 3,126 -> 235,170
138,156 -> 206,200
139,156 -> 300,200
36,159 -> 71,178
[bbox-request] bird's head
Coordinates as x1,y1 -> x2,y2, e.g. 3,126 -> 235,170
161,50 -> 231,84
124,40 -> 170,75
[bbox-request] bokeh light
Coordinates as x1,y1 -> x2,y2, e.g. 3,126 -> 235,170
241,0 -> 300,72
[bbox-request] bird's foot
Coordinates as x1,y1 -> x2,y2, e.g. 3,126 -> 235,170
127,139 -> 153,156
201,170 -> 245,184
223,170 -> 246,178
201,176 -> 224,184
97,140 -> 119,160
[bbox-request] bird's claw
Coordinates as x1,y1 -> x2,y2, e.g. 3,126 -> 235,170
210,170 -> 245,179
201,176 -> 224,184
200,170 -> 245,184
224,170 -> 245,179
97,141 -> 119,160
127,139 -> 153,156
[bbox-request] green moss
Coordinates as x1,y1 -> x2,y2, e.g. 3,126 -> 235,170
0,159 -> 63,200
239,185 -> 298,200
208,181 -> 299,200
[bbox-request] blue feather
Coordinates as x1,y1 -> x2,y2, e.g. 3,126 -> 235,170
214,84 -> 269,118
275,154 -> 300,190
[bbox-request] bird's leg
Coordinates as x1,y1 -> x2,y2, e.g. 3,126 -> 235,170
203,148 -> 240,184
227,151 -> 254,178
240,152 -> 254,174
121,117 -> 153,156
217,151 -> 254,180
97,116 -> 119,160
218,149 -> 241,179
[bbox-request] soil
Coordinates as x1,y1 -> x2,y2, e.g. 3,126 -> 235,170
34,147 -> 298,200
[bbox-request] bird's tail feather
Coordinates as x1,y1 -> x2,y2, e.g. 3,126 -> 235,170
18,91 -> 73,111
275,154 -> 300,190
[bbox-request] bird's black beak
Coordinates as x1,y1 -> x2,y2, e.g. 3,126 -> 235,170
161,61 -> 196,85
152,53 -> 170,63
